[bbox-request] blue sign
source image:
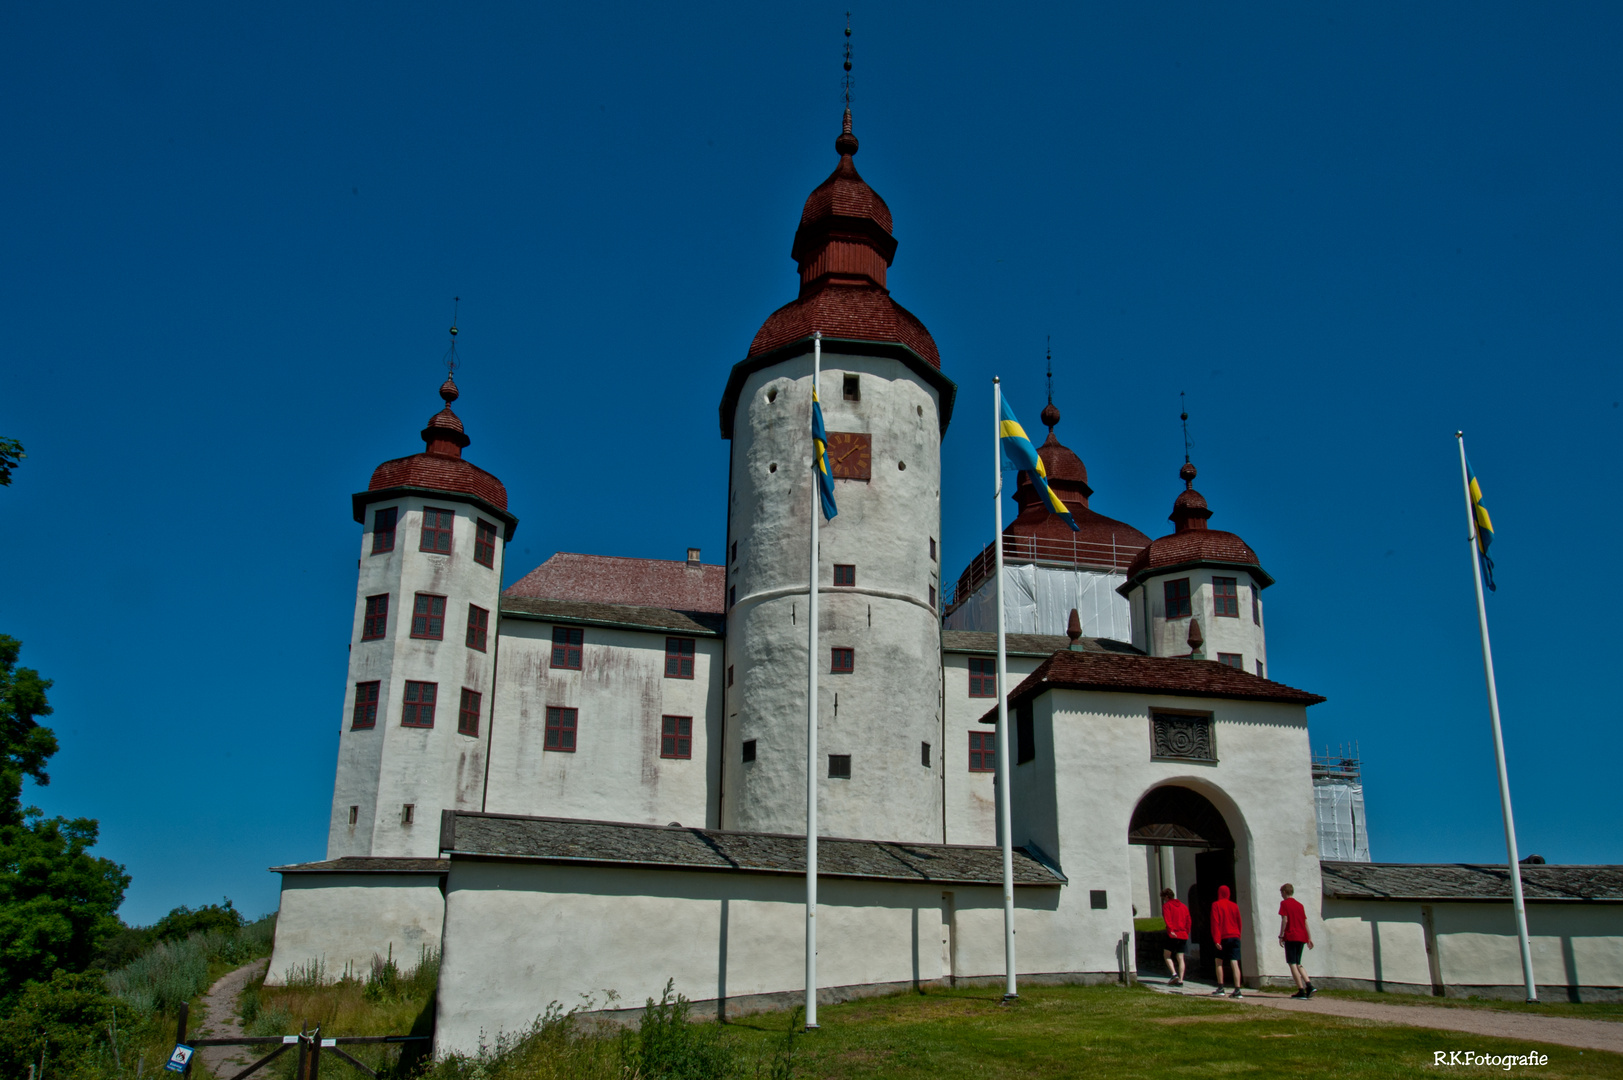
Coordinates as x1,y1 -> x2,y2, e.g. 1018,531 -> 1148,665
164,1044 -> 195,1073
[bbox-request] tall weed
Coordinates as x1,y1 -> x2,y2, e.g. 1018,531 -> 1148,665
104,914 -> 276,1014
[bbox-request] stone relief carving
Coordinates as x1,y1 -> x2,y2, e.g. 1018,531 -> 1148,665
1151,713 -> 1215,762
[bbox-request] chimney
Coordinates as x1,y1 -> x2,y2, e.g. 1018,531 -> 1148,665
686,547 -> 701,565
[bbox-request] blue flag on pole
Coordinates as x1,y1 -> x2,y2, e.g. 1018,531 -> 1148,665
999,396 -> 1077,531
1467,459 -> 1495,592
812,386 -> 837,521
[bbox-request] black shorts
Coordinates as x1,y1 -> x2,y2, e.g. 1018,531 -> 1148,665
1284,940 -> 1305,965
1163,938 -> 1187,956
1219,937 -> 1242,962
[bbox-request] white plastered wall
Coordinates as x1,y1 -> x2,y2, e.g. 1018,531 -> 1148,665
940,651 -> 1045,846
483,619 -> 723,828
264,873 -> 445,986
1129,571 -> 1266,675
1006,687 -> 1321,987
330,497 -> 506,859
723,351 -> 943,843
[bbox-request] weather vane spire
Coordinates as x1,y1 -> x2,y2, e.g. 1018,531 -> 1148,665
1179,391 -> 1192,464
1046,336 -> 1053,405
444,296 -> 461,381
842,13 -> 853,111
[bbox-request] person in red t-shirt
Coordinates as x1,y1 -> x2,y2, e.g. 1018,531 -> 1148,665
1209,884 -> 1244,997
1159,887 -> 1191,986
1278,882 -> 1316,998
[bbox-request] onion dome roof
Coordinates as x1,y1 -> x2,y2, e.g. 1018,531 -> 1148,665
1120,461 -> 1270,591
1008,402 -> 1150,551
353,374 -> 516,535
745,109 -> 940,368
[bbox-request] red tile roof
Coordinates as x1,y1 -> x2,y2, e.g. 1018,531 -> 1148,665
1120,462 -> 1272,590
977,649 -> 1324,722
504,552 -> 725,614
748,283 -> 940,368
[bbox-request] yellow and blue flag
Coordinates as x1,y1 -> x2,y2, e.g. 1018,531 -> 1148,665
1467,459 -> 1495,592
812,386 -> 837,521
999,395 -> 1077,531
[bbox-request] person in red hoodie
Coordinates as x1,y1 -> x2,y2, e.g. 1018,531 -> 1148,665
1160,887 -> 1190,986
1278,882 -> 1316,998
1209,884 -> 1244,997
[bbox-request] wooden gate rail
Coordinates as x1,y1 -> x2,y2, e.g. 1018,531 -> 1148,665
176,1003 -> 427,1080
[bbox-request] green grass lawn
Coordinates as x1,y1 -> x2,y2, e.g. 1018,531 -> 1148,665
1309,987 -> 1623,1023
717,983 -> 1622,1079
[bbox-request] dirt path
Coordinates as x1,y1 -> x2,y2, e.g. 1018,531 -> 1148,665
193,958 -> 269,1079
1144,977 -> 1623,1054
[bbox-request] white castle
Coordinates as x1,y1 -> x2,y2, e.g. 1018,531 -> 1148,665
266,106 -> 1623,1039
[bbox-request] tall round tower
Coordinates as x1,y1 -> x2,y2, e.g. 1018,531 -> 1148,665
328,373 -> 517,859
717,109 -> 956,843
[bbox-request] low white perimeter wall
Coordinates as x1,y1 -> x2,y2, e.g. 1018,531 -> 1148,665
1320,899 -> 1623,1001
265,872 -> 445,986
435,860 -> 1074,1054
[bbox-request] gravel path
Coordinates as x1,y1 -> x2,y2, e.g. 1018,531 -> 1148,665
193,958 -> 269,1079
1144,978 -> 1623,1054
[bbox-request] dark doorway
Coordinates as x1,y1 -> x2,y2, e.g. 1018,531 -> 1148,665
1192,849 -> 1236,981
1128,785 -> 1238,983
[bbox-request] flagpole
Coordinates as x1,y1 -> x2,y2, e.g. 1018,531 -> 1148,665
993,377 -> 1018,1000
1455,432 -> 1537,1003
805,332 -> 822,1029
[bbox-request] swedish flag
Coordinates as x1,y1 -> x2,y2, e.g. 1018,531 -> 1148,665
812,386 -> 837,521
999,396 -> 1077,531
1467,460 -> 1496,592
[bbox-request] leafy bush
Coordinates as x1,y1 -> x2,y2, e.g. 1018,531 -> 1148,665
0,970 -> 148,1080
152,899 -> 244,943
620,981 -> 737,1080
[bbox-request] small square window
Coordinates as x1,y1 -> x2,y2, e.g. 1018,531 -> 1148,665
474,519 -> 498,568
731,540 -> 738,563
828,753 -> 852,778
1256,660 -> 1266,678
665,637 -> 695,679
458,688 -> 481,736
552,626 -> 583,669
411,593 -> 446,640
831,647 -> 854,673
921,741 -> 931,768
371,507 -> 397,554
545,706 -> 577,752
1217,652 -> 1244,670
401,681 -> 437,728
929,537 -> 936,562
833,564 -> 855,587
352,681 -> 380,729
402,804 -> 415,825
466,604 -> 489,651
361,594 -> 389,641
420,507 -> 454,553
1164,578 -> 1192,619
1016,701 -> 1035,765
661,715 -> 693,759
742,738 -> 756,763
1213,577 -> 1239,618
968,731 -> 995,772
929,584 -> 937,609
843,374 -> 860,402
968,657 -> 997,698
727,664 -> 735,687
348,805 -> 359,826
1090,890 -> 1108,910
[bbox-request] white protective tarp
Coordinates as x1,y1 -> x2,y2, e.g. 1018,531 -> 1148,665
943,564 -> 1133,642
1314,779 -> 1371,861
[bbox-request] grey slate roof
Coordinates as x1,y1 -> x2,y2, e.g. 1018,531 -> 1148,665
500,596 -> 726,637
1321,861 -> 1623,902
441,812 -> 1065,887
942,631 -> 1142,657
271,857 -> 449,874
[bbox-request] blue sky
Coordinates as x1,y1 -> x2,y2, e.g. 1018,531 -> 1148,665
3,3 -> 1618,924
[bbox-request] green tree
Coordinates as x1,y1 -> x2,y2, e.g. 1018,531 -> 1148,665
0,437 -> 23,487
0,969 -> 143,1080
0,637 -> 129,1002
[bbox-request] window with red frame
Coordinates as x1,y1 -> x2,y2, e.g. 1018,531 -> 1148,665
1213,576 -> 1239,617
474,519 -> 497,567
545,706 -> 577,751
968,657 -> 997,697
552,627 -> 583,669
420,507 -> 454,553
665,638 -> 695,678
411,594 -> 446,639
466,604 -> 488,651
458,688 -> 482,736
362,595 -> 389,640
1218,652 -> 1243,670
969,731 -> 995,772
371,507 -> 397,554
352,681 -> 380,729
401,681 -> 436,728
661,715 -> 692,759
833,564 -> 855,586
1164,578 -> 1192,618
831,647 -> 854,673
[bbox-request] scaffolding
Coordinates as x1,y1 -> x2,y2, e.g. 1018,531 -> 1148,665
1313,743 -> 1371,862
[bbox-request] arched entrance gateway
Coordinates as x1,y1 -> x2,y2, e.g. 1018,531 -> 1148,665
1129,785 -> 1241,981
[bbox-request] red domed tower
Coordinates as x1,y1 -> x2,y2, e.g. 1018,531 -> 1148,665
1118,460 -> 1272,672
331,370 -> 518,860
944,398 -> 1150,643
718,105 -> 953,844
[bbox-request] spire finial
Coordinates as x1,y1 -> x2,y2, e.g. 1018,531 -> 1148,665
439,297 -> 462,406
1040,338 -> 1060,432
842,12 -> 853,112
1178,391 -> 1196,487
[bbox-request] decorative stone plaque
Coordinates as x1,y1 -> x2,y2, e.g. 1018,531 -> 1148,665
1151,713 -> 1215,762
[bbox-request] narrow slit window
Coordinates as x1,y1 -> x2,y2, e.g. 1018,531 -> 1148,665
351,681 -> 380,729
1256,660 -> 1266,678
466,604 -> 489,651
361,594 -> 389,641
1251,582 -> 1261,625
1016,701 -> 1035,764
929,537 -> 936,562
401,681 -> 437,728
833,564 -> 856,587
661,715 -> 693,759
420,507 -> 454,553
742,738 -> 756,763
831,647 -> 854,673
402,804 -> 415,825
552,627 -> 583,669
828,753 -> 852,778
371,507 -> 397,554
665,638 -> 695,679
458,688 -> 482,736
411,593 -> 446,640
929,584 -> 937,609
921,741 -> 931,768
474,519 -> 498,567
727,665 -> 735,687
544,706 -> 578,752
348,805 -> 359,826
